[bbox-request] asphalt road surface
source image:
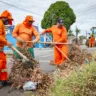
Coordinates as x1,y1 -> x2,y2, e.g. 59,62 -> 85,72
7,48 -> 55,73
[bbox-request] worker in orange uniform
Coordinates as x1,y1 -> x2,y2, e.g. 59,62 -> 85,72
89,34 -> 95,47
0,10 -> 13,88
12,15 -> 40,59
41,19 -> 68,66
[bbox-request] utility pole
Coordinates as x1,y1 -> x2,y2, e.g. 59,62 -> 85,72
86,31 -> 87,39
76,26 -> 78,44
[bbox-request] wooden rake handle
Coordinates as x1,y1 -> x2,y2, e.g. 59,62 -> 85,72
11,46 -> 28,61
26,41 -> 70,45
55,46 -> 70,61
42,34 -> 70,61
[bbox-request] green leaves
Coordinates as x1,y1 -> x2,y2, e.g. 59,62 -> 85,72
51,62 -> 96,96
75,27 -> 80,35
41,1 -> 76,30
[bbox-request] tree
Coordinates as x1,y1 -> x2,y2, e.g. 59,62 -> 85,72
75,26 -> 80,37
41,1 -> 76,30
75,26 -> 80,44
68,29 -> 74,36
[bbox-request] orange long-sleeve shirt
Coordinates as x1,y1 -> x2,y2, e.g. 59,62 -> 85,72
0,20 -> 7,48
43,25 -> 68,64
12,23 -> 40,47
44,25 -> 67,46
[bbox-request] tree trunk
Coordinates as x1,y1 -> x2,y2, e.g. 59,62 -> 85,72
76,33 -> 78,44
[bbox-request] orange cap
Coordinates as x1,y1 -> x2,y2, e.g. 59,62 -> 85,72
1,10 -> 9,18
25,15 -> 34,22
0,10 -> 13,20
8,13 -> 13,20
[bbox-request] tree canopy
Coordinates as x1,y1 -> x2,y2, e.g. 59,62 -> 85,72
41,1 -> 76,30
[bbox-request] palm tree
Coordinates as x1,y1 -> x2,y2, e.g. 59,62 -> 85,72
68,29 -> 73,36
75,26 -> 80,44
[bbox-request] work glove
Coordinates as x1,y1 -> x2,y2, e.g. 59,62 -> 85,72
39,31 -> 45,35
39,32 -> 42,35
51,42 -> 57,46
32,39 -> 38,44
22,42 -> 28,49
16,37 -> 24,44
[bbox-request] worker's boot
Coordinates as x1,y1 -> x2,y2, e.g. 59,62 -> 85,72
2,80 -> 8,87
57,62 -> 68,70
0,80 -> 8,89
49,60 -> 55,65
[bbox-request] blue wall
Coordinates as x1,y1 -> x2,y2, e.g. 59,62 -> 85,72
33,26 -> 44,48
35,35 -> 44,48
4,25 -> 16,50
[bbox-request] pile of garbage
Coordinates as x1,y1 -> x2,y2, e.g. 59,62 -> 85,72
69,44 -> 92,64
8,44 -> 93,95
8,49 -> 53,96
58,44 -> 92,70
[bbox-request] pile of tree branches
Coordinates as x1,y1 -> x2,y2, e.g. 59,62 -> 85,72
58,44 -> 92,70
8,49 -> 53,96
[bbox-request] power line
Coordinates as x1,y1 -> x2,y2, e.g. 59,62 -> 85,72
77,4 -> 96,14
0,0 -> 43,16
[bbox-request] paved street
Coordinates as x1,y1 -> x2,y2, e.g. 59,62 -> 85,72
35,48 -> 55,72
7,48 -> 55,73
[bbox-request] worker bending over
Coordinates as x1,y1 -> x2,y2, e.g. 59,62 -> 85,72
12,15 -> 40,59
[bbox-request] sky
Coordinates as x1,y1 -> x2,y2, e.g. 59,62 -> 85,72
0,0 -> 96,35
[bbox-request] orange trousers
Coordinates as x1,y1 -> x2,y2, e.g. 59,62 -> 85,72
0,52 -> 7,81
89,42 -> 94,47
54,45 -> 68,65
